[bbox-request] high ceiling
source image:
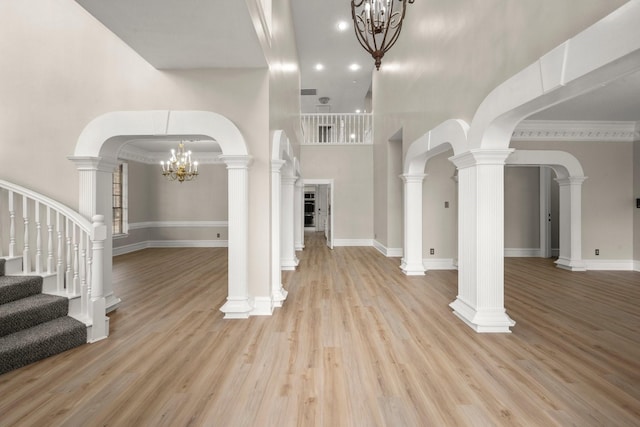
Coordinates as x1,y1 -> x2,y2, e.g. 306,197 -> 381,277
75,1 -> 640,134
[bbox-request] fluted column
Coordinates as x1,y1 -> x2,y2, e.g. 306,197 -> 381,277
281,174 -> 299,270
270,160 -> 287,308
449,149 -> 515,333
294,178 -> 304,251
555,176 -> 587,271
400,173 -> 426,275
219,155 -> 254,319
68,156 -> 121,313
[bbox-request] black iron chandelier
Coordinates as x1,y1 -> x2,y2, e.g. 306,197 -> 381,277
350,0 -> 415,70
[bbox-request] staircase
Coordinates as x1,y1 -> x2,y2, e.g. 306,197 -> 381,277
0,258 -> 86,374
0,180 -> 110,375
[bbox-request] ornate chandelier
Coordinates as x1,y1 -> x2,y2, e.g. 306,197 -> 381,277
350,0 -> 414,70
160,141 -> 199,183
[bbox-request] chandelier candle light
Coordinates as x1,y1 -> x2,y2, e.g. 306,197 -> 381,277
351,0 -> 414,70
160,141 -> 199,183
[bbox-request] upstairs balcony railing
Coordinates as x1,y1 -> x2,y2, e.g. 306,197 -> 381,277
301,113 -> 373,145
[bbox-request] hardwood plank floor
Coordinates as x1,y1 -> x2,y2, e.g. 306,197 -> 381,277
1,233 -> 639,426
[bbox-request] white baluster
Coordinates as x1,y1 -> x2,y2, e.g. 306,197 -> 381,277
56,212 -> 64,292
8,191 -> 15,258
22,196 -> 31,273
65,218 -> 72,292
35,201 -> 42,274
47,207 -> 54,274
73,224 -> 79,294
79,230 -> 87,315
86,233 -> 92,318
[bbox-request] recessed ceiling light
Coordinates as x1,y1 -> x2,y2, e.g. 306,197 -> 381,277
315,63 -> 324,71
349,63 -> 360,71
337,21 -> 349,31
355,109 -> 361,113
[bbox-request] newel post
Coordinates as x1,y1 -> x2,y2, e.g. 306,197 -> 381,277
90,214 -> 108,342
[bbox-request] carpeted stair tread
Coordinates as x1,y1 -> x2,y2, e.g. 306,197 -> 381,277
0,258 -> 5,276
0,316 -> 86,375
0,294 -> 69,337
0,275 -> 43,305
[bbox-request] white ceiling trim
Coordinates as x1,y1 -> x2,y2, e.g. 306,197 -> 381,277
118,145 -> 224,165
513,120 -> 640,142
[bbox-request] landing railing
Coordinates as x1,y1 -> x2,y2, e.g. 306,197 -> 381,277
301,113 -> 373,145
0,180 -> 107,342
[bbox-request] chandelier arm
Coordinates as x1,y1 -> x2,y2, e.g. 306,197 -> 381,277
353,14 -> 375,54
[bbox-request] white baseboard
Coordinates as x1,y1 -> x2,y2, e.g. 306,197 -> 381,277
635,260 -> 640,272
423,258 -> 457,270
504,248 -> 542,257
373,240 -> 403,257
333,239 -> 373,247
114,239 -> 229,256
584,259 -> 635,271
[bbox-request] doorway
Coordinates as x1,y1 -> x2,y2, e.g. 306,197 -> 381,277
303,179 -> 334,249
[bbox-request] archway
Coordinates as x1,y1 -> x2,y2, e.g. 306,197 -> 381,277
401,119 -> 469,275
450,1 -> 640,332
70,110 -> 253,319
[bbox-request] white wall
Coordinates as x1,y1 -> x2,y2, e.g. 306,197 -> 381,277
504,167 -> 540,250
300,145 -> 374,241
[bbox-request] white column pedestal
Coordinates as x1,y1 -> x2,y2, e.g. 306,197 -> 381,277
219,155 -> 254,319
449,149 -> 515,333
555,176 -> 587,271
400,174 -> 426,275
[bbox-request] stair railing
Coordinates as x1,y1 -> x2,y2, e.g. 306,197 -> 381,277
301,113 -> 373,145
0,180 -> 107,342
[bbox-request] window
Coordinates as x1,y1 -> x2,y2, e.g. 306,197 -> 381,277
112,163 -> 128,235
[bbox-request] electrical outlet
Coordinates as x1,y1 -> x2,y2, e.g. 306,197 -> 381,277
595,249 -> 599,256
217,233 -> 221,238
444,201 -> 449,208
430,248 -> 435,255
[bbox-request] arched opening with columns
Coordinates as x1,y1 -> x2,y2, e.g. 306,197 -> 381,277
270,130 -> 298,311
69,110 -> 253,319
450,1 -> 640,332
401,119 -> 469,276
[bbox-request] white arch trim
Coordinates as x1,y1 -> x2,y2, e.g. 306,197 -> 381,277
469,1 -> 640,150
71,110 -> 253,319
74,110 -> 249,158
404,119 -> 469,175
506,149 -> 584,179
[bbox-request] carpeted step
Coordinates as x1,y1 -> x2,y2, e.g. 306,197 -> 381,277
0,316 -> 86,375
0,294 -> 69,337
0,275 -> 42,305
0,258 -> 5,276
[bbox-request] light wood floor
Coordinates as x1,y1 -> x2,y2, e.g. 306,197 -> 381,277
1,233 -> 639,426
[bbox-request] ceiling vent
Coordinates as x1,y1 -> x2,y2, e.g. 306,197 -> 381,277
301,88 -> 317,96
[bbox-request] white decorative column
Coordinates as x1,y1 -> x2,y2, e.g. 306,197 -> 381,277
69,156 -> 121,313
270,160 -> 287,308
281,174 -> 299,270
400,173 -> 426,275
540,167 -> 552,258
294,178 -> 304,251
555,176 -> 587,271
449,149 -> 515,333
219,155 -> 254,319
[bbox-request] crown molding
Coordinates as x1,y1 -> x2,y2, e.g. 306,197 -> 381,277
513,120 -> 640,142
117,145 -> 224,165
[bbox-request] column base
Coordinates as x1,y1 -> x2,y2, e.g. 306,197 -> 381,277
295,244 -> 305,251
272,286 -> 288,308
450,298 -> 515,333
400,259 -> 425,276
105,294 -> 122,313
281,257 -> 299,271
555,257 -> 587,271
250,297 -> 275,316
220,297 -> 254,319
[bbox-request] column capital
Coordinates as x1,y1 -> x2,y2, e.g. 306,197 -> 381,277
449,148 -> 514,169
220,155 -> 253,169
281,175 -> 297,185
68,156 -> 118,172
555,176 -> 588,186
271,159 -> 286,173
400,173 -> 427,183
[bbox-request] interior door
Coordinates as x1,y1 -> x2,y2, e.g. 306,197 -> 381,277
326,185 -> 333,249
